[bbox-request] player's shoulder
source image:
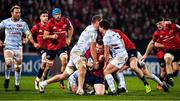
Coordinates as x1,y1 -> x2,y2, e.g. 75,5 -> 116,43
1,18 -> 11,23
18,19 -> 28,25
86,25 -> 96,32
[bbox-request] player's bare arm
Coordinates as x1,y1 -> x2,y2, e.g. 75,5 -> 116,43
142,40 -> 155,61
103,45 -> 110,69
90,42 -> 99,69
66,24 -> 74,46
154,42 -> 164,48
27,30 -> 40,48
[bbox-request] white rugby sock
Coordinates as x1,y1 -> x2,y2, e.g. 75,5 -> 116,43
105,74 -> 116,93
116,72 -> 126,89
151,74 -> 163,86
15,70 -> 21,85
5,66 -> 11,79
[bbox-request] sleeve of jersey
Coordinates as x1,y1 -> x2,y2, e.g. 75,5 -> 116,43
31,25 -> 37,35
0,20 -> 5,29
152,31 -> 158,42
90,31 -> 97,42
103,35 -> 110,46
23,22 -> 30,34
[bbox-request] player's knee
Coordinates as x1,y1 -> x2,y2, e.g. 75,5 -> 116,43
77,60 -> 87,70
5,58 -> 13,67
14,64 -> 22,72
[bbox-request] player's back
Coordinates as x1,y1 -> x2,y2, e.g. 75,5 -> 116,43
1,18 -> 28,49
103,30 -> 127,57
72,25 -> 97,54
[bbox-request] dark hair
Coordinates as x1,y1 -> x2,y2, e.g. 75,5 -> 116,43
99,20 -> 110,30
39,9 -> 49,16
97,40 -> 103,45
10,5 -> 21,12
164,18 -> 171,21
156,17 -> 164,23
91,15 -> 102,23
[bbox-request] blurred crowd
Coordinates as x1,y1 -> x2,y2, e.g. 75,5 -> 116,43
0,0 -> 180,53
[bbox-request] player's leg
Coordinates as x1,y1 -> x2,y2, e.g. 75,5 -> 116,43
42,50 -> 56,80
68,70 -> 79,94
164,53 -> 174,86
39,59 -> 75,93
35,51 -> 46,90
58,52 -> 68,89
13,49 -> 23,91
115,71 -> 127,93
104,64 -> 118,95
94,84 -> 105,95
76,58 -> 87,95
141,66 -> 168,92
172,62 -> 179,77
129,57 -> 151,93
3,49 -> 14,91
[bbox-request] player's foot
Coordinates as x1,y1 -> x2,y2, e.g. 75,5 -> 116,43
85,84 -> 94,95
145,85 -> 151,93
76,89 -> 84,95
117,87 -> 127,94
161,82 -> 169,92
4,79 -> 10,91
14,85 -> 20,91
39,82 -> 45,93
166,78 -> 174,87
108,91 -> 118,96
34,79 -> 39,90
156,84 -> 163,91
59,81 -> 65,89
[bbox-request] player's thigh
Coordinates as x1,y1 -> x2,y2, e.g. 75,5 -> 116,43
4,49 -> 14,65
104,63 -> 119,75
14,49 -> 23,65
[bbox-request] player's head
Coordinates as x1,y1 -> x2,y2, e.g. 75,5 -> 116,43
96,40 -> 104,54
52,8 -> 61,21
99,20 -> 110,35
155,17 -> 164,30
39,9 -> 49,24
91,15 -> 102,29
10,5 -> 21,20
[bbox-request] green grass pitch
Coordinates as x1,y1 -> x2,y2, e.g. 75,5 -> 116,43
0,76 -> 180,100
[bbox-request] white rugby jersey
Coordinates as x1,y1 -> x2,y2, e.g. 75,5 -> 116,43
0,18 -> 29,49
103,29 -> 127,57
71,25 -> 97,54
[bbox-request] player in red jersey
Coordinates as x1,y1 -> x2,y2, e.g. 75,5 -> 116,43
154,19 -> 180,86
29,10 -> 49,90
68,40 -> 105,95
43,8 -> 74,88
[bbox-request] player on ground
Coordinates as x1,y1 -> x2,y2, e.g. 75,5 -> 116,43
68,41 -> 105,95
0,5 -> 31,91
43,8 -> 73,89
39,15 -> 102,95
29,10 -> 49,90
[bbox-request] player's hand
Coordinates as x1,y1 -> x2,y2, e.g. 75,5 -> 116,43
0,41 -> 3,47
52,34 -> 58,39
66,38 -> 71,46
22,38 -> 28,44
34,43 -> 40,49
141,54 -> 147,62
94,62 -> 99,69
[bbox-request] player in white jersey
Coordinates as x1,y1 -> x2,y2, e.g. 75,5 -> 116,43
39,15 -> 102,94
0,5 -> 31,91
98,20 -> 128,95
